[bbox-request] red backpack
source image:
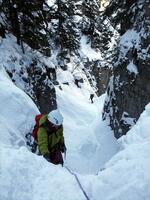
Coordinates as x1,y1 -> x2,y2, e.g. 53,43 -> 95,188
32,114 -> 44,142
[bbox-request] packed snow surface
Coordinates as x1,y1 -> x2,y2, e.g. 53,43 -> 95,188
0,64 -> 118,200
56,83 -> 118,174
127,61 -> 138,75
47,0 -> 56,7
80,36 -> 102,61
0,67 -> 39,146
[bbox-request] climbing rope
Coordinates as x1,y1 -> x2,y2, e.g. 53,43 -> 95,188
65,166 -> 90,200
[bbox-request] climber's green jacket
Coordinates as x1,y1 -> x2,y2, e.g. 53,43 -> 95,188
37,114 -> 65,156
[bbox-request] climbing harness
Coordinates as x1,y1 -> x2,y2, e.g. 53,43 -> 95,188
65,166 -> 90,200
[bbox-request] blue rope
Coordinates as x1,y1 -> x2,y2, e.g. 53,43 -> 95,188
65,166 -> 90,200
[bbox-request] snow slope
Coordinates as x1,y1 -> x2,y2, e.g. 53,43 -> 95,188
0,67 -> 39,146
56,81 -> 118,174
1,58 -> 150,200
80,104 -> 150,200
0,65 -> 118,200
0,67 -> 86,200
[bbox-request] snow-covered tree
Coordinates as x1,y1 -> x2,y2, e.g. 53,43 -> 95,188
1,0 -> 50,55
81,0 -> 114,53
104,0 -> 136,35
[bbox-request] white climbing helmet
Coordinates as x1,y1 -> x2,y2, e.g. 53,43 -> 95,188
48,109 -> 63,126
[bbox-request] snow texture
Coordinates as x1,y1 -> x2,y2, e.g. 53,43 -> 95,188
116,29 -> 140,66
47,0 -> 56,7
127,61 -> 138,75
80,36 -> 102,61
79,103 -> 150,200
0,67 -> 39,147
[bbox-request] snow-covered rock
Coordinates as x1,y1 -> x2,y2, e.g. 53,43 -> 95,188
103,0 -> 150,137
0,67 -> 39,146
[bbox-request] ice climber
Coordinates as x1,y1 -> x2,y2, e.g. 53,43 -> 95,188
90,93 -> 94,103
37,109 -> 66,166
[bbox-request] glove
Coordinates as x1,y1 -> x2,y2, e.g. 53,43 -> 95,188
61,145 -> 67,153
31,141 -> 37,153
51,150 -> 64,165
43,153 -> 51,162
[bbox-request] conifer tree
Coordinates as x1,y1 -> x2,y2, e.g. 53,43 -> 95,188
81,0 -> 114,56
1,0 -> 50,55
53,0 -> 81,68
0,0 -> 6,38
53,0 -> 79,50
104,0 -> 136,34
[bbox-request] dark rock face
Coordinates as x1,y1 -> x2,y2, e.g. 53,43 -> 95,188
93,66 -> 112,96
6,57 -> 57,114
103,1 -> 150,138
84,60 -> 112,96
27,61 -> 57,113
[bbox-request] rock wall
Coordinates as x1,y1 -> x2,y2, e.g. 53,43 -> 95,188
27,60 -> 57,113
103,0 -> 150,138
